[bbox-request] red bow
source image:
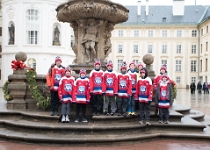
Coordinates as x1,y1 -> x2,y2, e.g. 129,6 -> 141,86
11,60 -> 26,70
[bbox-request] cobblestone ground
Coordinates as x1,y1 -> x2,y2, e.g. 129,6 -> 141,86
0,89 -> 210,150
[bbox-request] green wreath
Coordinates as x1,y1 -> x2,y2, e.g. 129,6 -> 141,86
2,80 -> 13,101
25,69 -> 50,110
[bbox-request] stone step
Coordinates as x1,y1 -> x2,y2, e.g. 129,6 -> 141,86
92,109 -> 183,123
173,104 -> 191,115
185,110 -> 205,121
0,116 -> 205,136
0,125 -> 208,144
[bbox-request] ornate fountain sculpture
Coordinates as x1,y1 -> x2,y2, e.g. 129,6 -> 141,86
56,0 -> 129,73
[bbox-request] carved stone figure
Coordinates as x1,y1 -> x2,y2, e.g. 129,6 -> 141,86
104,23 -> 114,58
81,18 -> 101,63
8,24 -> 15,45
82,0 -> 94,14
53,26 -> 60,46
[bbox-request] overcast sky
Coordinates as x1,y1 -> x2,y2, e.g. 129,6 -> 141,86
111,0 -> 210,6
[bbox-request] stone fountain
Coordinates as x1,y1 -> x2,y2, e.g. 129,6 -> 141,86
56,0 -> 129,73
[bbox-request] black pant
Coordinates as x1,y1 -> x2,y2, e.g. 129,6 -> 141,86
76,104 -> 86,119
92,94 -> 102,113
159,108 -> 170,121
50,90 -> 59,112
117,97 -> 128,114
139,102 -> 150,121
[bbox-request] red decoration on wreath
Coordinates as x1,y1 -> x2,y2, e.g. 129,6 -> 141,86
11,60 -> 26,70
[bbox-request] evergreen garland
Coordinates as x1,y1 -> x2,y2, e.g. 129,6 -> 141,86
25,69 -> 50,110
172,84 -> 177,99
2,80 -> 13,101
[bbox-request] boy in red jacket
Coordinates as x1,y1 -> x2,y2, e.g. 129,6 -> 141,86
155,74 -> 173,124
102,60 -> 118,116
135,68 -> 153,125
89,60 -> 104,116
117,62 -> 132,117
73,69 -> 90,123
58,67 -> 75,123
46,56 -> 65,116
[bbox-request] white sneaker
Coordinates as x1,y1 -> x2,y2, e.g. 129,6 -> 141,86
139,121 -> 143,124
146,122 -> 151,126
61,115 -> 66,123
65,115 -> 70,123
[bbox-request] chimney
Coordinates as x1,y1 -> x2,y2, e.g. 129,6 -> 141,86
173,0 -> 185,16
146,0 -> 149,16
137,1 -> 141,15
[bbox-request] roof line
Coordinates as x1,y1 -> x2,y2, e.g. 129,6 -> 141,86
198,7 -> 209,24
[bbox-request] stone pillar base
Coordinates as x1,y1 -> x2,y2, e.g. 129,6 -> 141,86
7,100 -> 26,110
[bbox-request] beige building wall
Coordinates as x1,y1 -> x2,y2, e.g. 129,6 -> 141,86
109,25 -> 201,88
199,19 -> 210,84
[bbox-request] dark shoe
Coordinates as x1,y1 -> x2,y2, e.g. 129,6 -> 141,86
111,112 -> 115,116
74,118 -> 79,123
82,118 -> 88,123
97,112 -> 100,116
55,111 -> 59,116
117,113 -> 122,116
122,113 -> 127,117
146,122 -> 151,126
50,111 -> 55,116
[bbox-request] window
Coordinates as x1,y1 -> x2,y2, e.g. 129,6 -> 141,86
191,45 -> 196,54
148,45 -> 153,53
176,60 -> 182,71
118,44 -> 123,53
200,60 -> 202,72
71,35 -> 74,47
201,29 -> 203,36
192,30 -> 197,37
133,44 -> 138,53
177,30 -> 182,37
0,27 -> 2,36
148,30 -> 153,37
117,59 -> 123,70
134,30 -> 139,37
118,30 -> 123,37
176,76 -> 181,83
206,42 -> 208,51
133,59 -> 139,65
191,77 -> 196,83
191,60 -> 196,72
27,58 -> 36,70
161,60 -> 167,67
201,44 -> 202,53
26,9 -> 39,45
206,58 -> 208,71
162,30 -> 167,37
176,45 -> 181,53
162,45 -> 167,53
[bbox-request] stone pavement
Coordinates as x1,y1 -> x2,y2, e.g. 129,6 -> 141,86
0,89 -> 210,149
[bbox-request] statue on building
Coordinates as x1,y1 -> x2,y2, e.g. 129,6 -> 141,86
81,18 -> 102,63
53,26 -> 60,46
8,24 -> 15,45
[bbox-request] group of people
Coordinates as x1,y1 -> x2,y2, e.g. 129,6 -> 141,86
190,82 -> 210,94
46,56 -> 174,125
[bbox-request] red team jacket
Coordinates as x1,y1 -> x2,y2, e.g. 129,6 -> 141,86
89,69 -> 104,95
58,76 -> 75,104
102,70 -> 118,96
73,77 -> 90,104
46,66 -> 65,91
127,70 -> 137,95
135,77 -> 153,103
153,74 -> 172,89
117,73 -> 132,98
